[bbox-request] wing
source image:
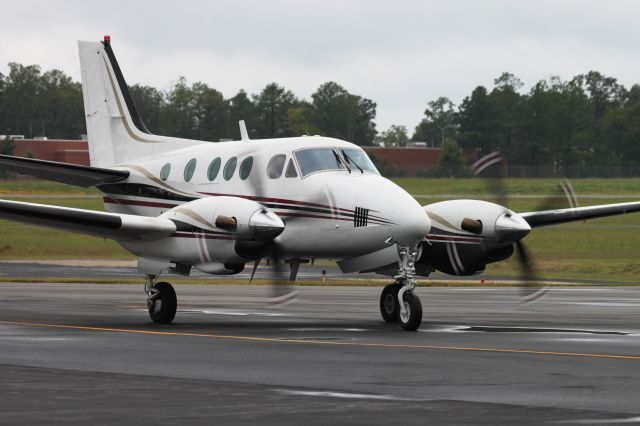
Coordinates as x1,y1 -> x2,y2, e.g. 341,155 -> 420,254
0,199 -> 175,241
520,201 -> 640,228
0,155 -> 129,187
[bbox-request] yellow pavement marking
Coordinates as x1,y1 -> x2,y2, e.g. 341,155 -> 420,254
1,319 -> 639,360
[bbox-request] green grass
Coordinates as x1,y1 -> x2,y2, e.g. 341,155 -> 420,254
1,178 -> 640,283
394,177 -> 640,198
0,179 -> 99,195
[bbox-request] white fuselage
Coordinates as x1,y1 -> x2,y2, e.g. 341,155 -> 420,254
101,136 -> 429,266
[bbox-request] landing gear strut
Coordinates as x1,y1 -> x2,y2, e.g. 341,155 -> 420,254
145,275 -> 177,324
391,245 -> 423,331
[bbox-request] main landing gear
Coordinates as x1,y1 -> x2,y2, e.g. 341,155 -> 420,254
379,245 -> 423,331
145,275 -> 177,324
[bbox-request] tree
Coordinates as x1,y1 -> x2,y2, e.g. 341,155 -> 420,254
227,90 -> 257,139
3,63 -> 43,137
376,124 -> 408,147
412,97 -> 457,147
437,140 -> 467,177
191,82 -> 227,141
129,84 -> 165,134
287,101 -> 318,136
253,83 -> 298,138
458,86 -> 494,153
310,82 -> 377,145
163,77 -> 196,139
0,136 -> 16,179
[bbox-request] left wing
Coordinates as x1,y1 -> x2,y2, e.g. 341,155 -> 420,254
0,199 -> 176,241
520,201 -> 640,228
0,155 -> 129,187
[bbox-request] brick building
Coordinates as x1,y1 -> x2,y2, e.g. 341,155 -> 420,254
14,139 -> 90,166
11,139 -> 456,176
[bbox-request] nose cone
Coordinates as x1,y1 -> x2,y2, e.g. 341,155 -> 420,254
391,192 -> 431,246
249,209 -> 285,239
495,212 -> 531,242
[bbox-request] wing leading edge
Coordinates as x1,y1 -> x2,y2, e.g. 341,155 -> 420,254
0,199 -> 176,241
520,201 -> 640,228
0,155 -> 129,187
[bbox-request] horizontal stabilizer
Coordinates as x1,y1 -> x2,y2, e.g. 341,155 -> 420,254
520,201 -> 640,228
0,199 -> 176,241
0,155 -> 129,187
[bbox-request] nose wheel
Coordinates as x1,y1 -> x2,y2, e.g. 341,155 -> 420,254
145,276 -> 177,324
380,282 -> 402,322
398,292 -> 422,331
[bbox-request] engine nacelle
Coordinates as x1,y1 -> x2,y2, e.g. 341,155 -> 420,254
161,196 -> 282,238
416,199 -> 523,276
194,262 -> 245,275
121,196 -> 283,267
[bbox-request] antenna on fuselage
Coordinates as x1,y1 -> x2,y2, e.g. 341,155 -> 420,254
239,120 -> 250,141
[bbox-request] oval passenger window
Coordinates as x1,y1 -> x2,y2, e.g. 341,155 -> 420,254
183,158 -> 197,182
160,163 -> 171,181
266,154 -> 286,179
224,157 -> 237,181
207,157 -> 221,181
239,156 -> 253,180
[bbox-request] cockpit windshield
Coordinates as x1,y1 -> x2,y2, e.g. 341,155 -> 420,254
294,148 -> 346,176
341,148 -> 379,174
294,147 -> 380,177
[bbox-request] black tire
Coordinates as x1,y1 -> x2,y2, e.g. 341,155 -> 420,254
398,292 -> 422,331
148,281 -> 177,324
380,283 -> 402,323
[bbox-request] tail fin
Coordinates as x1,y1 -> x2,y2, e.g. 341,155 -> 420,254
78,37 -> 200,167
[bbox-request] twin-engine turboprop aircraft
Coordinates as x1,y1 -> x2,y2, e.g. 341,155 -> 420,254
2,37 -> 640,331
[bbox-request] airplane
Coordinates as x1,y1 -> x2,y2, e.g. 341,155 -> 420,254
2,36 -> 640,331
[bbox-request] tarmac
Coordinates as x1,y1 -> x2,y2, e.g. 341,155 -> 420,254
1,282 -> 640,424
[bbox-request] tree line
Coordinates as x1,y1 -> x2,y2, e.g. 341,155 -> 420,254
381,71 -> 640,173
0,63 -> 376,145
2,62 -> 640,172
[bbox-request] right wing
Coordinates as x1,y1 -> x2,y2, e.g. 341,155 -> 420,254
520,201 -> 640,228
0,155 -> 129,187
0,199 -> 175,241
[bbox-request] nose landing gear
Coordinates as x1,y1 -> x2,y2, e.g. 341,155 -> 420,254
145,275 -> 177,324
379,245 -> 423,331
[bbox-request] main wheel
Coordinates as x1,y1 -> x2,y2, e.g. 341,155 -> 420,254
148,281 -> 177,324
380,283 -> 402,323
398,292 -> 422,331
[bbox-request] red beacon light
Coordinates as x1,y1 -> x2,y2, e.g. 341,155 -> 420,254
103,35 -> 111,46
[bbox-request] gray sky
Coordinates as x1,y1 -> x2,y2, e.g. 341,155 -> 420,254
2,0 -> 639,133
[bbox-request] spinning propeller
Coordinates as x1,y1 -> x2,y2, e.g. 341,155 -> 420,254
471,152 -> 578,303
230,151 -> 301,304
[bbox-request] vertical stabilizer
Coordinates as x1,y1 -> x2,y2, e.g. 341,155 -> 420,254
78,36 -> 200,167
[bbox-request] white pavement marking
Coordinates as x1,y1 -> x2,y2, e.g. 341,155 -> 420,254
178,308 -> 291,317
274,389 -> 414,401
558,417 -> 640,424
288,328 -> 367,332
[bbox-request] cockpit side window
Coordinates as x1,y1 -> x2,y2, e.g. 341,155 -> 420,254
267,154 -> 286,179
294,148 -> 346,177
285,159 -> 298,178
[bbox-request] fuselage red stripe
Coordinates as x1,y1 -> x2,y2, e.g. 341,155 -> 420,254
198,192 -> 356,214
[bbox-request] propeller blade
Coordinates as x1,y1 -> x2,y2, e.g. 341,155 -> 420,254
515,240 -> 548,303
249,258 -> 260,283
472,151 -> 507,207
266,243 -> 298,305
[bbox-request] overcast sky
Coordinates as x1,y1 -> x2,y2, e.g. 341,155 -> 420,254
1,0 -> 639,133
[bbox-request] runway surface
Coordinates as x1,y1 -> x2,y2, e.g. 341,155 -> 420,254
0,261 -> 603,284
1,283 -> 640,424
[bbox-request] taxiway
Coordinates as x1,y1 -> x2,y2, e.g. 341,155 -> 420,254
1,283 -> 640,424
